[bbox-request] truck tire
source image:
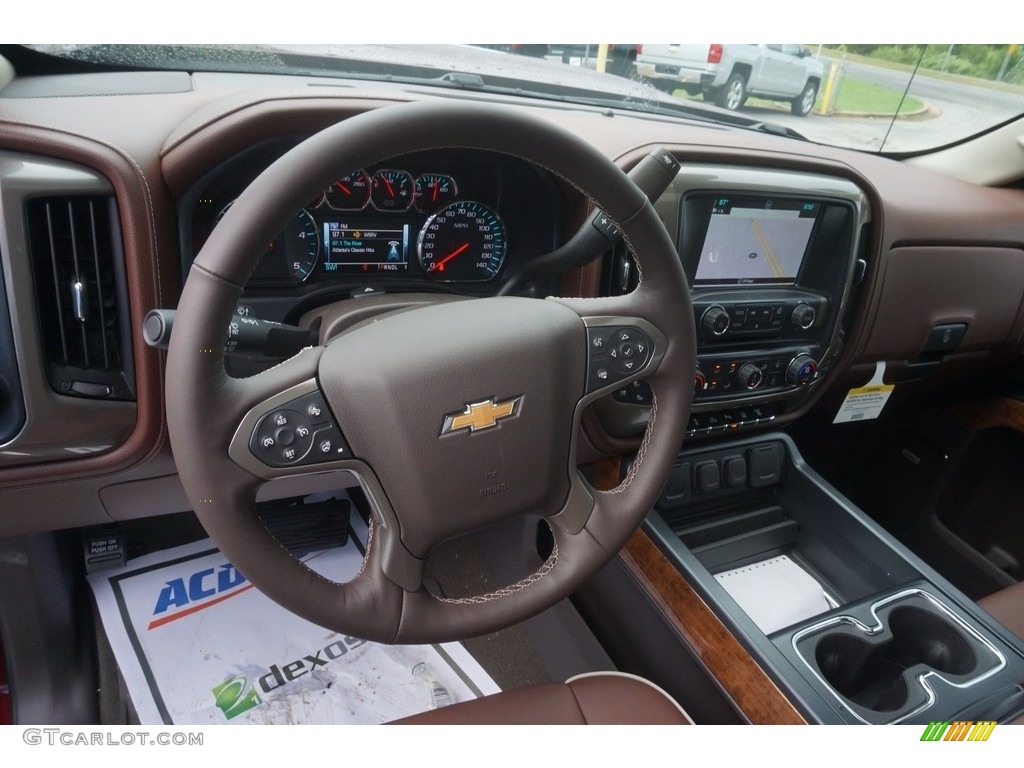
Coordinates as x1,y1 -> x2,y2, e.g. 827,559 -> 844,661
791,80 -> 818,116
713,73 -> 747,111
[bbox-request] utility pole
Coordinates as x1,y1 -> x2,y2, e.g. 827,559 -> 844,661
996,44 -> 1018,82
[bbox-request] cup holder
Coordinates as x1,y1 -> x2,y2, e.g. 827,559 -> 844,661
796,591 -> 1003,723
814,606 -> 977,712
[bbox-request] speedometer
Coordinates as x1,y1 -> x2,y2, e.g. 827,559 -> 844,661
417,201 -> 507,283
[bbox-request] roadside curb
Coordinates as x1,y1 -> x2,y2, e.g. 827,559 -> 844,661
828,103 -> 936,120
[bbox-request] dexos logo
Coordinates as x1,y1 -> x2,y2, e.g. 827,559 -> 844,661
211,636 -> 367,721
212,674 -> 263,720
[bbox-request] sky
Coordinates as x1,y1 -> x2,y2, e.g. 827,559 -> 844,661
3,2 -> 1016,45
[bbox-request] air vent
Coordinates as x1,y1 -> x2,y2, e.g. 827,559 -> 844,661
26,196 -> 135,400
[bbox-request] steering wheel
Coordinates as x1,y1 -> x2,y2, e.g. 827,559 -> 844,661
166,101 -> 695,644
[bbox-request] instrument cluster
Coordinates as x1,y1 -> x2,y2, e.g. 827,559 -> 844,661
189,147 -> 565,294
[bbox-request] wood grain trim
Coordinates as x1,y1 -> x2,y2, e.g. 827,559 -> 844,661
588,456 -> 623,493
949,397 -> 1024,434
620,529 -> 807,724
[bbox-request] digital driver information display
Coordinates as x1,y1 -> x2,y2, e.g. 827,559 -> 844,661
322,221 -> 410,272
694,198 -> 818,286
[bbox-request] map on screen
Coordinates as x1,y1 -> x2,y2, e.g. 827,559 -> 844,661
695,199 -> 817,286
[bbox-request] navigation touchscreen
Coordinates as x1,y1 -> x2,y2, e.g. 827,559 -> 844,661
694,197 -> 819,286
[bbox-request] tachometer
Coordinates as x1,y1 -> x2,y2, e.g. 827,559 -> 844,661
217,203 -> 320,282
417,201 -> 507,283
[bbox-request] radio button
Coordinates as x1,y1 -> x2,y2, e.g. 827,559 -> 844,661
791,303 -> 817,330
701,306 -> 730,338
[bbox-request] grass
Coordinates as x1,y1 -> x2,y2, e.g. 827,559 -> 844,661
826,77 -> 925,115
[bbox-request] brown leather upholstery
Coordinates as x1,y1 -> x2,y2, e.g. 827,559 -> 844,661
390,672 -> 692,725
966,585 -> 1024,726
980,581 -> 1024,642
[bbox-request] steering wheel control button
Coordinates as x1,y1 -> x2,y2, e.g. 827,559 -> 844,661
311,426 -> 350,461
249,391 -> 351,468
589,329 -> 612,352
592,211 -> 621,241
613,380 -> 653,405
586,325 -> 655,393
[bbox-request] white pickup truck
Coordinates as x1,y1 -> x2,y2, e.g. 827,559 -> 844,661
635,44 -> 825,116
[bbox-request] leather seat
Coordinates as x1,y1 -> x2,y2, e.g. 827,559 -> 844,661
980,581 -> 1024,640
979,582 -> 1024,725
390,671 -> 692,725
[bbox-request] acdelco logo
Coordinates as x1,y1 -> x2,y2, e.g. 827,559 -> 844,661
441,396 -> 522,435
212,636 -> 367,720
149,562 -> 252,630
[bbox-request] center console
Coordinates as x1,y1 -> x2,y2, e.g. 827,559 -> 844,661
604,165 -> 869,439
642,433 -> 1024,724
678,167 -> 866,433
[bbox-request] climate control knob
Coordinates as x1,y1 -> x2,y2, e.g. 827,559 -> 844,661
694,367 -> 707,395
736,363 -> 764,390
701,305 -> 730,338
786,353 -> 818,386
791,303 -> 816,330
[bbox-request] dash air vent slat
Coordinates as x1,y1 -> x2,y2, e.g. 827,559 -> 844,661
27,196 -> 135,400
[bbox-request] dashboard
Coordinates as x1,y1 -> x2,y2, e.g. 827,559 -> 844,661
1,67 -> 1024,536
4,58 -> 1024,731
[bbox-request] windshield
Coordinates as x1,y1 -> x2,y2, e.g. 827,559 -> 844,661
23,43 -> 1024,154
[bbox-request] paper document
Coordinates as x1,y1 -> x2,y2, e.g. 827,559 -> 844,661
88,508 -> 499,724
715,554 -> 833,635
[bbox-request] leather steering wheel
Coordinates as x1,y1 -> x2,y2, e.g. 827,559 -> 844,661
166,101 -> 695,644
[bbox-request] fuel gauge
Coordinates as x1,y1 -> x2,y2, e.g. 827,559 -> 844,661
371,169 -> 414,211
414,174 -> 457,213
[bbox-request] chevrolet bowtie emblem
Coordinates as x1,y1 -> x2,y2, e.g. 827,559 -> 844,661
441,396 -> 523,435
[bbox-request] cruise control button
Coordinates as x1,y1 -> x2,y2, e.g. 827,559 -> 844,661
249,394 -> 342,468
306,426 -> 350,463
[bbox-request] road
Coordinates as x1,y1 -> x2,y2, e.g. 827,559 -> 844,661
733,57 -> 1024,153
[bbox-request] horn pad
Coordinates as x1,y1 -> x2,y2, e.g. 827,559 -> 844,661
318,296 -> 586,556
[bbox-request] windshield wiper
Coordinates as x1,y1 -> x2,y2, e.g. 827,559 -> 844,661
372,66 -> 810,141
